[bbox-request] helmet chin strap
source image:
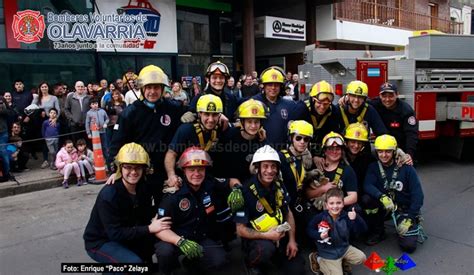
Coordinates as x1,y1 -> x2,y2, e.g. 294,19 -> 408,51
240,119 -> 258,139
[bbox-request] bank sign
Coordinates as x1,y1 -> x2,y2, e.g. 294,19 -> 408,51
9,0 -> 177,53
264,16 -> 305,41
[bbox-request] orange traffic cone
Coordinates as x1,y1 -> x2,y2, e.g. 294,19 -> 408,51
91,122 -> 107,184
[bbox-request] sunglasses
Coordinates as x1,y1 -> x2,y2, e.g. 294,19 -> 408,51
295,136 -> 311,142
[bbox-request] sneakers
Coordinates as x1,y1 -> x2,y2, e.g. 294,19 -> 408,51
309,252 -> 323,275
62,180 -> 69,189
365,231 -> 386,246
41,160 -> 49,169
50,164 -> 57,170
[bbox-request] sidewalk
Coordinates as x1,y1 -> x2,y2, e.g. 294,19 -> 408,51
0,158 -> 63,198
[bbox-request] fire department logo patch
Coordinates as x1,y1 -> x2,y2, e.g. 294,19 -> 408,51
207,102 -> 217,112
251,107 -> 258,115
271,73 -> 278,81
160,114 -> 171,126
280,108 -> 288,119
407,116 -> 416,126
179,198 -> 190,211
256,201 -> 264,212
12,10 -> 45,44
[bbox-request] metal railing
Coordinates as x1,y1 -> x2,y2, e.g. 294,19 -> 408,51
334,0 -> 463,34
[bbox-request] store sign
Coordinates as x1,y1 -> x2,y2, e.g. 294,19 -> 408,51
95,0 -> 177,53
9,0 -> 177,53
263,16 -> 305,41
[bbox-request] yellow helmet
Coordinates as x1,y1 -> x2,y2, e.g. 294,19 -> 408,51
196,94 -> 223,113
122,72 -> 138,84
260,66 -> 285,84
346,80 -> 368,97
309,80 -> 335,101
177,147 -> 213,169
322,131 -> 345,147
374,134 -> 397,150
288,120 -> 314,137
206,61 -> 230,77
344,123 -> 369,142
115,143 -> 150,179
238,99 -> 266,119
137,65 -> 169,88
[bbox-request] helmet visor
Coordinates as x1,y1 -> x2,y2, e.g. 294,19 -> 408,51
325,137 -> 344,147
208,63 -> 229,76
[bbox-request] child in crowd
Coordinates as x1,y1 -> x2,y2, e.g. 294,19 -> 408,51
85,98 -> 109,162
76,139 -> 94,182
307,188 -> 367,275
42,108 -> 60,170
55,140 -> 84,188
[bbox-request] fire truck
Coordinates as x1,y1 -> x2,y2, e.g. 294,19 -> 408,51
298,34 -> 474,158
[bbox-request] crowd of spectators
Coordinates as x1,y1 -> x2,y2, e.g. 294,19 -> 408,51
0,69 -> 298,182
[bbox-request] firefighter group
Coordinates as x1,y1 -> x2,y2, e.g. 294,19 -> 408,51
83,61 -> 425,275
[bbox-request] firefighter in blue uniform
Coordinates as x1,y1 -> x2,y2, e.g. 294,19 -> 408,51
344,122 -> 374,197
306,132 -> 358,211
234,145 -> 305,275
155,147 -> 240,274
299,80 -> 343,170
278,120 -> 314,242
339,80 -> 387,136
370,82 -> 418,160
253,66 -> 305,150
165,94 -> 224,187
363,135 -> 425,252
212,99 -> 267,183
185,61 -> 238,122
109,65 -> 185,203
84,143 -> 170,264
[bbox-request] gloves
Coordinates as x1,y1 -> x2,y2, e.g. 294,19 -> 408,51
380,195 -> 395,211
227,185 -> 244,212
397,218 -> 413,235
276,221 -> 291,233
177,238 -> 203,259
181,111 -> 196,123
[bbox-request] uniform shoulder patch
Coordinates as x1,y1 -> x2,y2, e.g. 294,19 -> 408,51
407,116 -> 416,126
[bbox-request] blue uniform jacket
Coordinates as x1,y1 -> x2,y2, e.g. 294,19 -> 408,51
234,175 -> 290,227
157,177 -> 230,241
190,89 -> 239,121
109,99 -> 185,169
278,150 -> 305,208
83,179 -> 154,250
299,100 -> 343,155
370,98 -> 418,157
212,127 -> 265,181
252,93 -> 305,150
307,210 -> 367,260
340,103 -> 388,136
363,162 -> 424,219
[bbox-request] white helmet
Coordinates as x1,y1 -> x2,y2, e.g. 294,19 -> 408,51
250,145 -> 281,167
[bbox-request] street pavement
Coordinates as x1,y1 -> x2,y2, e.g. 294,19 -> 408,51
0,156 -> 473,275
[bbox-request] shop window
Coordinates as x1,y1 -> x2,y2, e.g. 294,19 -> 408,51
0,51 -> 95,92
194,23 -> 204,41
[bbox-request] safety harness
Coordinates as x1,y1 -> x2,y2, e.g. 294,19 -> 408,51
249,181 -> 284,231
340,103 -> 368,128
281,149 -> 305,191
193,122 -> 218,151
305,99 -> 332,130
377,161 -> 427,243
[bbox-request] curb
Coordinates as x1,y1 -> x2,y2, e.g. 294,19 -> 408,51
0,177 -> 63,198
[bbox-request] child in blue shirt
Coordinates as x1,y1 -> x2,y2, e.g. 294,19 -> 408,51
42,108 -> 60,170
